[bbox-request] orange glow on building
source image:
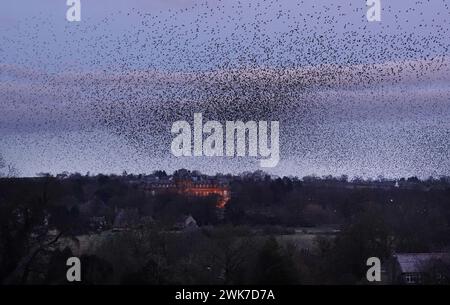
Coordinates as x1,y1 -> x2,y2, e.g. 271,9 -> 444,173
146,179 -> 230,208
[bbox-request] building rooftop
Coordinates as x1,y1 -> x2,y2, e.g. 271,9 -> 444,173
395,253 -> 450,273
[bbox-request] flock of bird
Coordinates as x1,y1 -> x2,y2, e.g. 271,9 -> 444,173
0,0 -> 449,177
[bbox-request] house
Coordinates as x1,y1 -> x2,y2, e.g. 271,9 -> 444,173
389,253 -> 450,284
173,215 -> 198,231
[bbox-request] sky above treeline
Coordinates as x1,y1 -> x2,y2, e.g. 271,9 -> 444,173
0,0 -> 449,178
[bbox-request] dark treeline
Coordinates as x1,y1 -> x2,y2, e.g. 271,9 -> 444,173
1,170 -> 450,284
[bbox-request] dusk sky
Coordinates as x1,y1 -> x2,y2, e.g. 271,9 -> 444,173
0,0 -> 449,178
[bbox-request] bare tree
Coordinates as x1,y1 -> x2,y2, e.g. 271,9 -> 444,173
0,153 -> 20,177
0,154 -> 5,176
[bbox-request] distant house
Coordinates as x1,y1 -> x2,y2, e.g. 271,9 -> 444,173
173,215 -> 198,231
389,253 -> 450,284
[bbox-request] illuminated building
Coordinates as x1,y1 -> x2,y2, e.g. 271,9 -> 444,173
145,178 -> 230,208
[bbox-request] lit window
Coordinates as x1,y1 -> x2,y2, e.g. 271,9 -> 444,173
404,273 -> 420,284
